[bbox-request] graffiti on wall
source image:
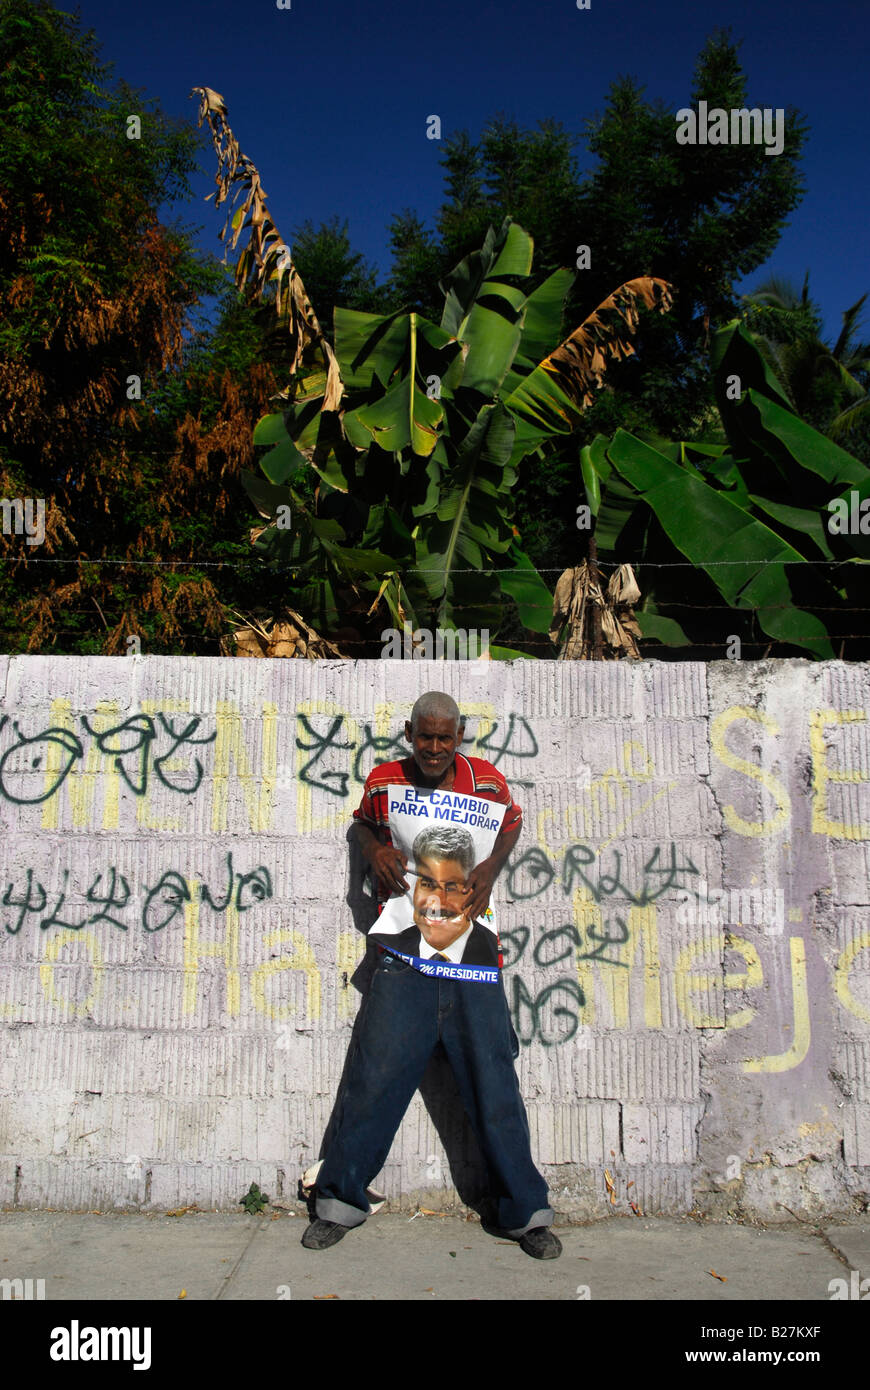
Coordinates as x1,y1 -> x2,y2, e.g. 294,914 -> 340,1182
501,841 -> 703,1046
0,700 -> 277,833
0,711 -> 217,804
1,694 -> 868,1067
2,853 -> 272,935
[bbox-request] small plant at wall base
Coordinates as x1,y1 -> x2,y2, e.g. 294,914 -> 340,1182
240,1182 -> 269,1214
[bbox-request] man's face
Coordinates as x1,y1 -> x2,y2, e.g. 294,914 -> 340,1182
404,713 -> 465,783
413,855 -> 471,950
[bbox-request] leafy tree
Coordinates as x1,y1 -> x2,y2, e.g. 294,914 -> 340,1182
435,118 -> 583,277
289,215 -> 384,339
0,0 -> 283,655
383,210 -> 442,320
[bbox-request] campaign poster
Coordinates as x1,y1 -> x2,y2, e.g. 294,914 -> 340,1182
369,786 -> 507,983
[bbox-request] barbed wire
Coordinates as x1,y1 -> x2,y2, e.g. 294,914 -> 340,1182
4,593 -> 869,621
1,554 -> 865,571
7,627 -> 869,649
15,599 -> 870,616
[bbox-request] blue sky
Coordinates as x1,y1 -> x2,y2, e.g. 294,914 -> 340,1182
65,0 -> 869,341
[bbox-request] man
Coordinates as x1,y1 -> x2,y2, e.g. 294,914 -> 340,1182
383,825 -> 500,969
302,690 -> 561,1259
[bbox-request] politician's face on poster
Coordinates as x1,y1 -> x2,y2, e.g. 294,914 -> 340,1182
412,853 -> 471,952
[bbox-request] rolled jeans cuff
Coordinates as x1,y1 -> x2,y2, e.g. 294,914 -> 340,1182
315,1193 -> 370,1228
504,1206 -> 553,1238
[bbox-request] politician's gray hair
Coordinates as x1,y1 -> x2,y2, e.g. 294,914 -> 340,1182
412,825 -> 476,874
410,690 -> 462,733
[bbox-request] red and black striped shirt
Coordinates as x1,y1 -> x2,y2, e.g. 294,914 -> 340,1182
352,751 -> 522,901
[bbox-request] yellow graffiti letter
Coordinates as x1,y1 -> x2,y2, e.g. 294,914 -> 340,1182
743,936 -> 810,1072
711,706 -> 790,836
40,929 -> 104,1018
835,931 -> 870,1024
336,932 -> 365,1019
674,932 -> 761,1029
251,930 -> 322,1022
809,709 -> 870,839
183,888 -> 240,1017
211,701 -> 277,834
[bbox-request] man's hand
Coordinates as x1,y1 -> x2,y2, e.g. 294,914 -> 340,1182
369,843 -> 410,896
461,857 -> 498,922
353,822 -> 409,895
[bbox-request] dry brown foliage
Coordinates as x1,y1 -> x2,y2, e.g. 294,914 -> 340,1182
541,277 -> 674,410
550,562 -> 642,660
191,86 -> 344,412
223,609 -> 343,659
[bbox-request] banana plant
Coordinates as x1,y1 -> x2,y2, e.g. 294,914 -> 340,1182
581,321 -> 870,659
242,218 -> 673,653
195,89 -> 673,654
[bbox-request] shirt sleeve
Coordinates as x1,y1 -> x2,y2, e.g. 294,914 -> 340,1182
500,789 -> 523,835
488,766 -> 523,835
351,776 -> 379,830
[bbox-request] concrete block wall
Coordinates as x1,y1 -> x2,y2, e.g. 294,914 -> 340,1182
0,654 -> 868,1219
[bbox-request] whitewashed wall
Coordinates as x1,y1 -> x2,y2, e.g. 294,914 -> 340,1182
0,655 -> 868,1218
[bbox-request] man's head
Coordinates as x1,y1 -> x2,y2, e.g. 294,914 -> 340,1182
411,825 -> 475,951
405,691 -> 464,783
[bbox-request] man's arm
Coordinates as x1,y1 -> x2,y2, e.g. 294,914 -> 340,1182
461,819 -> 522,922
352,820 -> 409,895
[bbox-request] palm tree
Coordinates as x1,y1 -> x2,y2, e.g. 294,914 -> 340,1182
741,274 -> 870,444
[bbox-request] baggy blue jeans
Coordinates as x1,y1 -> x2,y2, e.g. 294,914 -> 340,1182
315,951 -> 553,1237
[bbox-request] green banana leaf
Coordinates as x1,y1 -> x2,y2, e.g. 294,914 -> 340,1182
415,403 -> 517,626
743,389 -> 870,489
496,542 -> 554,634
450,221 -> 535,397
333,306 -> 459,391
440,220 -> 503,336
746,495 -> 835,561
510,269 -> 575,375
606,431 -> 835,659
580,434 -> 641,551
343,367 -> 444,460
253,412 -> 292,447
635,610 -> 692,646
489,645 -> 535,660
503,358 -> 581,457
256,438 -> 308,486
712,319 -> 794,416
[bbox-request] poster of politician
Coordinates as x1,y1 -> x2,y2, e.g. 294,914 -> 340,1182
369,787 -> 507,982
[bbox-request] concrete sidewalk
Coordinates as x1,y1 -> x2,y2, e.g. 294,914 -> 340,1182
1,1208 -> 868,1301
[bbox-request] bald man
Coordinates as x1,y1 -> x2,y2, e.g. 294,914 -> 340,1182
302,691 -> 560,1260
